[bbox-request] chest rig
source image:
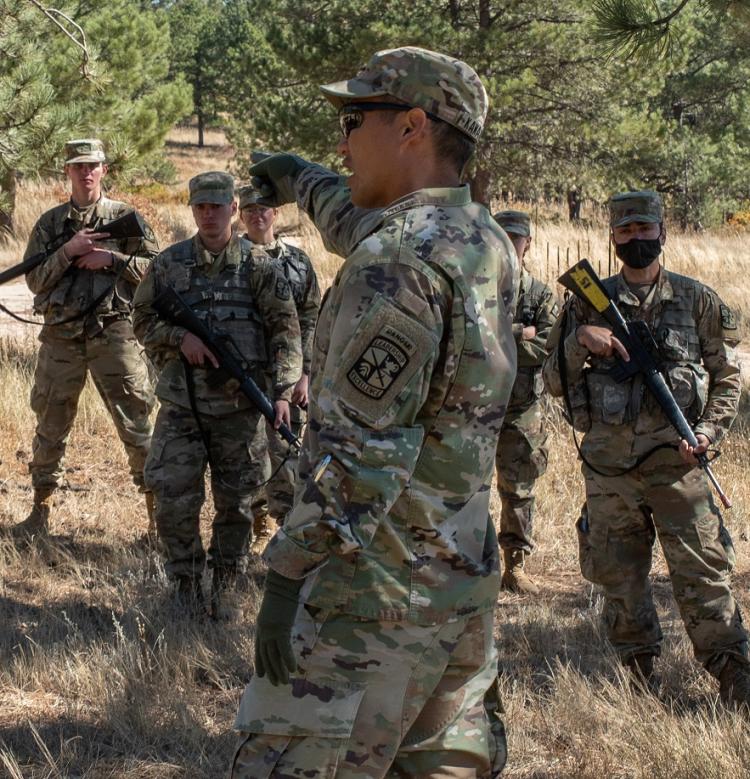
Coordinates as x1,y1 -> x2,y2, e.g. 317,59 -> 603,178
159,238 -> 267,364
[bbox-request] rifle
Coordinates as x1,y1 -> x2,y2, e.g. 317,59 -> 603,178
0,210 -> 153,286
559,258 -> 731,509
152,284 -> 300,450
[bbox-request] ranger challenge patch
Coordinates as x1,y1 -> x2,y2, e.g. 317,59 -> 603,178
348,325 -> 415,399
720,304 -> 737,331
335,296 -> 438,426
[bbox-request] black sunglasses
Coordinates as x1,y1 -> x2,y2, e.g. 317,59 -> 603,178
338,102 -> 416,138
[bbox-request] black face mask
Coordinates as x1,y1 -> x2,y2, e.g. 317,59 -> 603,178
615,238 -> 662,269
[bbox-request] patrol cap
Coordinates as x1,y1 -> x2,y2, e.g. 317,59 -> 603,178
64,138 -> 106,164
609,190 -> 663,227
493,209 -> 531,237
188,171 -> 235,205
320,46 -> 488,142
238,184 -> 269,210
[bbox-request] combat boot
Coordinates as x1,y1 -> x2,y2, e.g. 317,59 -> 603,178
501,548 -> 540,595
173,574 -> 205,618
210,566 -> 242,621
251,512 -> 273,552
718,657 -> 750,711
624,653 -> 659,695
11,488 -> 54,540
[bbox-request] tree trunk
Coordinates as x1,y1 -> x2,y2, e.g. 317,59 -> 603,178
198,112 -> 205,148
469,163 -> 492,207
0,168 -> 17,239
479,0 -> 491,29
195,79 -> 205,148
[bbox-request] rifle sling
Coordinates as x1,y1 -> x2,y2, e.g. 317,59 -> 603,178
180,355 -> 298,493
557,304 -> 677,477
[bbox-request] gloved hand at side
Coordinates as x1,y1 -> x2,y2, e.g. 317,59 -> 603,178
254,568 -> 304,686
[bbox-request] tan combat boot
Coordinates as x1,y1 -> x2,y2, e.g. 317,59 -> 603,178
718,657 -> 750,711
501,548 -> 540,595
251,512 -> 273,552
210,566 -> 242,621
11,488 -> 54,540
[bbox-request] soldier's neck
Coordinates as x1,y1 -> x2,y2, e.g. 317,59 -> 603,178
70,188 -> 101,209
621,259 -> 661,285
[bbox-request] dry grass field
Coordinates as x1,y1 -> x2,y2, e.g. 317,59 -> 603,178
1,128 -> 749,777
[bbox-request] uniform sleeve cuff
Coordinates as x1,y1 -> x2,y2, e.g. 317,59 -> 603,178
694,423 -> 719,445
169,326 -> 188,348
262,528 -> 328,579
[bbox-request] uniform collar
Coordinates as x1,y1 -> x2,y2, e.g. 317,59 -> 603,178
380,185 -> 472,221
66,195 -> 105,225
193,232 -> 240,267
613,265 -> 673,307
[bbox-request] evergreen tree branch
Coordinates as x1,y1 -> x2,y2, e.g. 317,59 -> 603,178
25,0 -> 92,77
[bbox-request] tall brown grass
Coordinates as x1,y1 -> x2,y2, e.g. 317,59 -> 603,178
1,128 -> 749,778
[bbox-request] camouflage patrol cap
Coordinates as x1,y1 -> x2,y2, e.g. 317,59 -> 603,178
237,184 -> 268,210
188,171 -> 235,205
609,190 -> 663,227
320,46 -> 488,142
493,209 -> 531,237
64,138 -> 106,164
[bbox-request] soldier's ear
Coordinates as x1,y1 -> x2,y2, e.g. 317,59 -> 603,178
101,163 -> 109,176
231,200 -> 238,216
659,223 -> 667,245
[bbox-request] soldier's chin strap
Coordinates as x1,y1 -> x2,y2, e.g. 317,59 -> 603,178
557,304 -> 678,477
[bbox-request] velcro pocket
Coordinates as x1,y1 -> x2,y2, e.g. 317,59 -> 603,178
235,674 -> 366,738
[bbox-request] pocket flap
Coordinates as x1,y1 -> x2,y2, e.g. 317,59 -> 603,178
235,674 -> 365,738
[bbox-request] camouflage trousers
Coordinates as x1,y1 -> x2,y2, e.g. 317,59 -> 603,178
495,401 -> 548,552
30,322 -> 154,491
579,449 -> 748,675
250,404 -> 305,524
144,400 -> 267,578
231,609 -> 506,778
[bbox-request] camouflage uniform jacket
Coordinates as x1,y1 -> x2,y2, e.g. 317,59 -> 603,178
508,268 -> 557,412
263,167 -> 519,625
25,196 -> 158,339
132,233 -> 302,416
246,236 -> 321,374
543,268 -> 740,468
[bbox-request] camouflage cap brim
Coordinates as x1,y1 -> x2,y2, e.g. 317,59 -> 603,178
320,79 -> 389,108
611,213 -> 661,228
188,190 -> 234,206
65,153 -> 106,164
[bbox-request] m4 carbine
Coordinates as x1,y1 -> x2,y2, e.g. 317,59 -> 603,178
559,258 -> 731,509
152,284 -> 300,450
0,211 -> 153,286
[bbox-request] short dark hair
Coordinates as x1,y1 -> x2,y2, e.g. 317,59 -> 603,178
430,120 -> 476,174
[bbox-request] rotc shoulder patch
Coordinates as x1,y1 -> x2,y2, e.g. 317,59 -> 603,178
275,278 -> 291,301
333,294 -> 439,427
348,325 -> 414,399
720,304 -> 737,331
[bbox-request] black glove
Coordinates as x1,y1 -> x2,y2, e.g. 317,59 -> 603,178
249,151 -> 313,207
254,569 -> 304,686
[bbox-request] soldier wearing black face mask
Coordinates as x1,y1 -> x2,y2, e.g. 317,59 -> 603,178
543,190 -> 750,710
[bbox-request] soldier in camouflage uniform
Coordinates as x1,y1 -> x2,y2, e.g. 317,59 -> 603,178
238,185 -> 321,541
8,138 -> 157,539
230,47 -> 518,778
132,172 -> 301,616
543,190 -> 750,707
493,211 -> 557,595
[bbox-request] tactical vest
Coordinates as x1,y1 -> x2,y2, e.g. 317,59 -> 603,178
33,198 -> 138,328
277,243 -> 312,309
508,273 -> 547,410
579,272 -> 708,430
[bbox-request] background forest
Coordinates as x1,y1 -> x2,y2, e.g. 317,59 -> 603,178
3,0 -> 750,232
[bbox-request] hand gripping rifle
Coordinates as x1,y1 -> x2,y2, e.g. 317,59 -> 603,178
558,258 -> 731,509
0,211 -> 154,286
152,284 -> 300,450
